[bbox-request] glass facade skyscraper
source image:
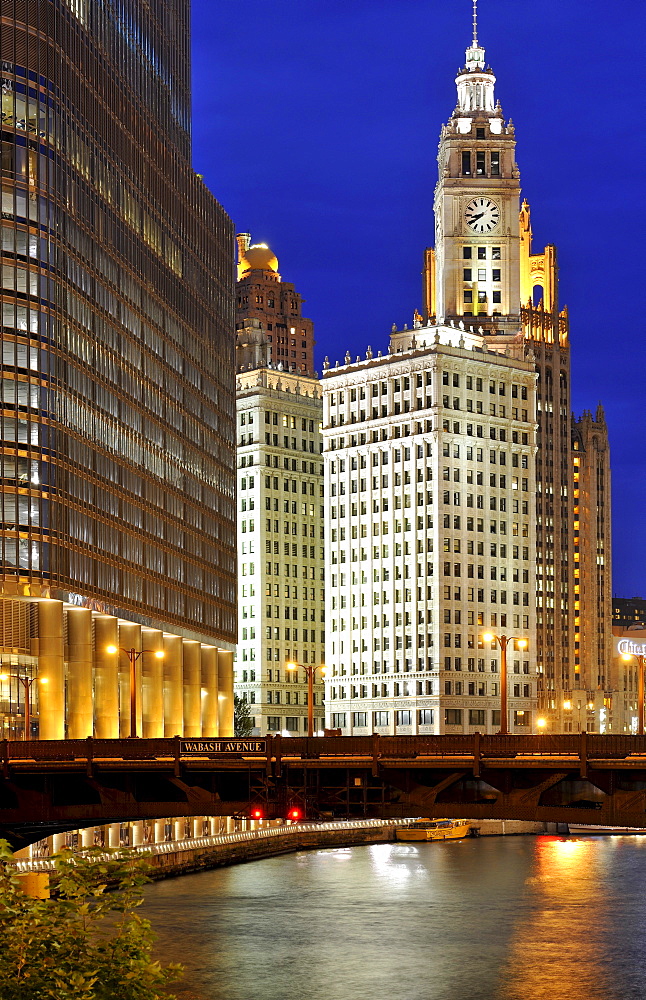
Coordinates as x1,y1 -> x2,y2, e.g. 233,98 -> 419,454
0,0 -> 236,739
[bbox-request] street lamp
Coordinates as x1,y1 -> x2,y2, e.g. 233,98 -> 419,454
481,632 -> 528,736
622,652 -> 645,734
285,662 -> 327,737
106,645 -> 164,738
0,672 -> 48,740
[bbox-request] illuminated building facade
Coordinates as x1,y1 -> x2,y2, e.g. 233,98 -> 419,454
235,365 -> 325,735
322,329 -> 537,735
0,0 -> 236,739
235,256 -> 324,735
236,234 -> 315,377
610,627 -> 646,735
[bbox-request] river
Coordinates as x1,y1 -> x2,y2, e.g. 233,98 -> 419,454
141,834 -> 646,1000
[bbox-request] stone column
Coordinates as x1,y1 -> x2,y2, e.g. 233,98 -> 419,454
154,819 -> 166,845
163,635 -> 183,736
173,819 -> 183,842
38,600 -> 65,739
217,650 -> 234,737
94,615 -> 119,738
142,629 -> 164,738
118,623 -> 141,738
182,641 -> 201,737
131,821 -> 144,847
80,827 -> 94,849
108,823 -> 120,848
200,645 -> 219,736
66,608 -> 93,738
51,832 -> 66,854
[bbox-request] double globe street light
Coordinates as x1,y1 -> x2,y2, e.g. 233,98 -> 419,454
481,632 -> 528,736
285,662 -> 327,738
106,645 -> 164,738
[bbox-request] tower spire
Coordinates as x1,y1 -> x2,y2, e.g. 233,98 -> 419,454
463,0 -> 486,72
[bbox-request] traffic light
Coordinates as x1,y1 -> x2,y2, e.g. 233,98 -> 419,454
287,806 -> 303,822
250,806 -> 264,820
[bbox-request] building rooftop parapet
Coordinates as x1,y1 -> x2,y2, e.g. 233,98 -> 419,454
237,366 -> 322,399
322,322 -> 536,380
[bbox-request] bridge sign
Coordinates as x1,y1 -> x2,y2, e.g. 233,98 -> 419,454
179,739 -> 267,755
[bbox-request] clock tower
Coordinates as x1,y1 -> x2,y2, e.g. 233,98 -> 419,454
429,16 -> 522,331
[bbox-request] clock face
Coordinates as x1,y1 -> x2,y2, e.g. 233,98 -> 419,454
465,197 -> 500,233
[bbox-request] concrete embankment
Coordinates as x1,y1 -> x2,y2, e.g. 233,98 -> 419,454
473,819 -> 560,837
142,819 -> 558,880
145,824 -> 398,879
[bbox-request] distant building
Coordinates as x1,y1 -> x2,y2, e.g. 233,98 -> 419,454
235,243 -> 325,735
610,627 -> 646,734
613,598 -> 646,630
571,406 -> 612,685
236,235 -> 316,377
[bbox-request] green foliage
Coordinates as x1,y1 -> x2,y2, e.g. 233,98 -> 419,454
0,840 -> 182,999
234,693 -> 254,737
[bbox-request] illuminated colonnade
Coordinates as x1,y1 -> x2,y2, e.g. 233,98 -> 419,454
1,599 -> 233,740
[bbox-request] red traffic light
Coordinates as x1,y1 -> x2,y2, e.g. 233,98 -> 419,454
288,807 -> 302,821
250,807 -> 264,820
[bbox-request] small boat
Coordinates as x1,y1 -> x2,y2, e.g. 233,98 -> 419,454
396,819 -> 472,842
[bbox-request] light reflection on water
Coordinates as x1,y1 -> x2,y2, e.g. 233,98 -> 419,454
141,836 -> 646,1000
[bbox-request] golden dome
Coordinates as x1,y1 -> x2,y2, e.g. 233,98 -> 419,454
240,243 -> 279,273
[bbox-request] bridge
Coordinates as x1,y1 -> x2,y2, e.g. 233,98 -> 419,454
3,733 -> 646,847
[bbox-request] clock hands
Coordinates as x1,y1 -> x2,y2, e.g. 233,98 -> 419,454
469,210 -> 486,221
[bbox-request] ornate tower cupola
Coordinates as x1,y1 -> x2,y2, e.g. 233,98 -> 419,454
456,4 -> 496,114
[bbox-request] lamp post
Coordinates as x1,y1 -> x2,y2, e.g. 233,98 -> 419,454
0,672 -> 48,740
106,646 -> 164,738
622,652 -> 645,734
481,632 -> 528,736
285,662 -> 326,737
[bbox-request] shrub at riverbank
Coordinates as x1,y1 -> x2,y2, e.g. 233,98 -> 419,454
0,840 -> 182,999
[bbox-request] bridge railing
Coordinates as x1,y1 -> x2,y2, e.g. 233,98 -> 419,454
4,733 -> 646,764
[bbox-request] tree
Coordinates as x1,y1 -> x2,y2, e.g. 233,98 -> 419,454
234,693 -> 254,737
0,840 -> 182,999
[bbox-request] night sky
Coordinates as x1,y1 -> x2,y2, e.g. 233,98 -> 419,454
191,0 -> 646,598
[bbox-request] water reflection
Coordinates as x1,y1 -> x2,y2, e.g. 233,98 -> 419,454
495,838 -> 613,1000
141,836 -> 646,1000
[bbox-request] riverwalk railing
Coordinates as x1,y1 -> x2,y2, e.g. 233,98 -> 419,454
14,818 -> 410,873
